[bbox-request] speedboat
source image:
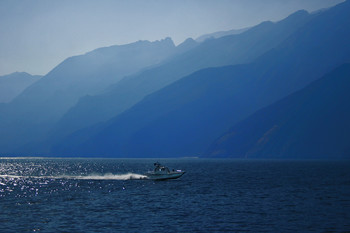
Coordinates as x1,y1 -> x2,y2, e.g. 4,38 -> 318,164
145,162 -> 185,180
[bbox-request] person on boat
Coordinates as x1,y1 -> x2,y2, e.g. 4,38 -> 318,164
154,162 -> 161,172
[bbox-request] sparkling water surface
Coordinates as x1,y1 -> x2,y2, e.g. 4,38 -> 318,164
0,158 -> 349,232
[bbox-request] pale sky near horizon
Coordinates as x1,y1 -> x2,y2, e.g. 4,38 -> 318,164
0,0 -> 344,76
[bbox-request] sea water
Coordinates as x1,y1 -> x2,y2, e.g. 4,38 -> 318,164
0,158 -> 349,232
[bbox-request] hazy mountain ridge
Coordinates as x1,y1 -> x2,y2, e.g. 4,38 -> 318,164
51,1 -> 350,158
0,38 -> 179,153
0,72 -> 42,103
195,27 -> 251,42
1,1 -> 349,158
206,63 -> 350,159
48,9 -> 313,148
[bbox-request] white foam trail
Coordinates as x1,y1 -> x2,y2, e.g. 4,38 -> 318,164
0,173 -> 148,180
58,173 -> 148,180
0,175 -> 23,179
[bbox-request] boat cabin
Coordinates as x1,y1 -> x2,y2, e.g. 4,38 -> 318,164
153,162 -> 170,173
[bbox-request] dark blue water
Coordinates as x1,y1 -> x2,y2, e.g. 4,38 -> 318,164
0,158 -> 349,232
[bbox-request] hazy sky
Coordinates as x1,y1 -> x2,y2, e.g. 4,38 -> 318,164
0,0 -> 344,76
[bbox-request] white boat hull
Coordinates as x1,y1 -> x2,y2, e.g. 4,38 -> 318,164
145,171 -> 185,180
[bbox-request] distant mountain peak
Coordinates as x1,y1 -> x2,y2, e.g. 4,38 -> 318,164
173,38 -> 199,55
177,38 -> 197,48
196,27 -> 250,42
84,38 -> 176,57
14,71 -> 30,75
0,72 -> 42,103
155,37 -> 175,47
162,37 -> 173,42
0,71 -> 41,79
287,9 -> 309,18
272,9 -> 310,28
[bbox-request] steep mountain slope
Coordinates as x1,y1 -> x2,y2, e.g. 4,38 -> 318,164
206,64 -> 350,159
52,10 -> 313,141
52,1 -> 350,157
0,72 -> 41,103
0,39 -> 177,153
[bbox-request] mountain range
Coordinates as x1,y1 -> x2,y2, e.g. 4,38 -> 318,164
195,27 -> 251,42
0,72 -> 41,103
47,9 -> 313,148
206,64 -> 350,159
1,0 -> 350,159
51,1 -> 350,158
0,38 -> 181,153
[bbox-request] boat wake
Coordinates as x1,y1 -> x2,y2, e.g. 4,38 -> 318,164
66,173 -> 148,180
0,173 -> 148,181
